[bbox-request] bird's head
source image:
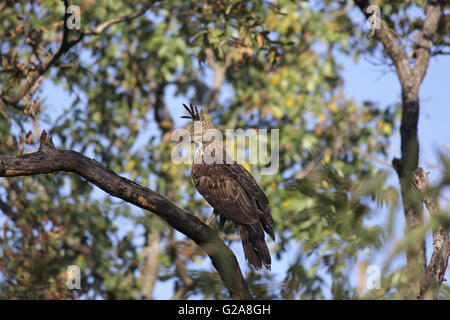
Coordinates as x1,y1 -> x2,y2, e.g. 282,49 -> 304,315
181,103 -> 216,145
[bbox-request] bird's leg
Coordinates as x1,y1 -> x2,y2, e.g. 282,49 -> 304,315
205,210 -> 218,225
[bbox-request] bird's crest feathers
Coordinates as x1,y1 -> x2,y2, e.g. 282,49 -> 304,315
181,103 -> 204,121
181,103 -> 215,134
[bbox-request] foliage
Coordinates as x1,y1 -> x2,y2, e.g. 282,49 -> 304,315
0,0 -> 448,299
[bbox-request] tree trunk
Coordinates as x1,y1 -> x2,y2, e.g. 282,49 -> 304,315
356,0 -> 446,299
394,89 -> 426,298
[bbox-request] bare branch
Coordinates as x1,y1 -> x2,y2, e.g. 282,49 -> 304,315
355,0 -> 412,88
0,0 -> 74,107
431,50 -> 450,56
205,48 -> 233,111
140,230 -> 161,300
0,130 -> 252,300
351,146 -> 393,168
0,1 -> 156,108
412,1 -> 446,83
84,2 -> 154,35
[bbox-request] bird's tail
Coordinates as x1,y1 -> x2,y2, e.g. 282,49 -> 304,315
239,223 -> 271,270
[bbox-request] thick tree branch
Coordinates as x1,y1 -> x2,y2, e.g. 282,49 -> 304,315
412,167 -> 450,299
412,1 -> 445,83
0,131 -> 252,300
355,0 -> 412,87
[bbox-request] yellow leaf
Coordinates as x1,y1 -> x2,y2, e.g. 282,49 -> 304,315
362,113 -> 374,122
323,149 -> 332,164
285,97 -> 295,108
161,162 -> 170,172
318,113 -> 326,123
382,122 -> 393,135
272,106 -> 283,119
326,21 -> 337,31
271,74 -> 280,86
329,101 -> 338,113
0,107 -> 10,122
377,119 -> 384,130
376,289 -> 385,297
268,14 -> 277,29
124,160 -> 136,172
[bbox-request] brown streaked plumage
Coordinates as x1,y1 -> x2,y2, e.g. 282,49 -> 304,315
182,103 -> 275,270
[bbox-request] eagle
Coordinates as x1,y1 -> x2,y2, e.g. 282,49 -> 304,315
181,103 -> 275,270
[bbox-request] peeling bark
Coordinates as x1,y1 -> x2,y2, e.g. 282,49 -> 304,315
412,167 -> 450,299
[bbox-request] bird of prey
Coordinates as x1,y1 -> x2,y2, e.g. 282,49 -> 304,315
181,103 -> 275,270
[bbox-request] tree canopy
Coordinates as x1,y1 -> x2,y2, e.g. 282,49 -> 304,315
0,0 -> 448,300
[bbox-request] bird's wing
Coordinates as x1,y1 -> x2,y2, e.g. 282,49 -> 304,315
227,163 -> 274,239
192,163 -> 262,225
228,163 -> 271,216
